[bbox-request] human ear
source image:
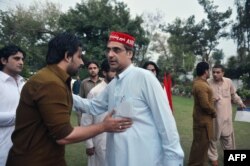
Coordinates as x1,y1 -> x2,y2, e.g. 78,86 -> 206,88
64,52 -> 72,62
0,57 -> 7,65
127,50 -> 133,59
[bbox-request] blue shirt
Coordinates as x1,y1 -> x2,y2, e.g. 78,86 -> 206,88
72,79 -> 81,95
73,64 -> 184,166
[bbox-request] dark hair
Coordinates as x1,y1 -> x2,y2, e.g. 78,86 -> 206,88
46,32 -> 82,64
124,44 -> 134,52
101,59 -> 110,72
0,44 -> 26,70
86,61 -> 99,68
119,32 -> 135,59
196,61 -> 209,76
212,64 -> 225,72
142,61 -> 160,77
124,43 -> 135,60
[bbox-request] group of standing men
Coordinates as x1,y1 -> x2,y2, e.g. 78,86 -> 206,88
1,31 -> 184,166
188,62 -> 246,166
0,30 -> 246,166
73,31 -> 184,166
2,32 -> 133,166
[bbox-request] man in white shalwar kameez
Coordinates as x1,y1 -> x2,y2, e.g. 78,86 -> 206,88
0,45 -> 25,166
207,64 -> 246,166
73,31 -> 184,166
82,59 -> 116,166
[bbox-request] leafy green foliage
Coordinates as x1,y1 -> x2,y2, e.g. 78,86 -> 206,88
0,1 -> 62,72
212,49 -> 224,64
230,0 -> 250,89
237,88 -> 250,100
59,0 -> 149,65
164,0 -> 232,62
0,0 -> 149,74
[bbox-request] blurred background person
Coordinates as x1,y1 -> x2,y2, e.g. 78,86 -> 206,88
142,61 -> 160,78
82,59 -> 116,166
207,64 -> 246,166
72,75 -> 81,95
77,61 -> 103,125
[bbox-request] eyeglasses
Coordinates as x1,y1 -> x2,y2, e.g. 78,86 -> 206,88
105,47 -> 126,55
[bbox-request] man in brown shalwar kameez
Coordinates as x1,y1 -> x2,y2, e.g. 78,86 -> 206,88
188,62 -> 216,166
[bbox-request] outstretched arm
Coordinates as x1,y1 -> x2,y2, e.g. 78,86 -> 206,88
56,111 -> 132,145
230,80 -> 246,109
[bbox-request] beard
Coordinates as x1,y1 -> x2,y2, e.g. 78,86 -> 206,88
67,59 -> 83,76
67,65 -> 80,76
90,72 -> 98,78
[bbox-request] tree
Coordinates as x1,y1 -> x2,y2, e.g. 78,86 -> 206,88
212,49 -> 224,64
232,0 -> 250,53
225,56 -> 240,79
162,17 -> 198,74
142,10 -> 165,38
0,1 -> 63,74
148,32 -> 170,67
59,0 -> 149,65
164,0 -> 232,62
139,11 -> 172,72
229,0 -> 250,88
138,11 -> 166,66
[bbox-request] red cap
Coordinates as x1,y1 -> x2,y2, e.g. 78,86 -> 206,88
108,31 -> 135,47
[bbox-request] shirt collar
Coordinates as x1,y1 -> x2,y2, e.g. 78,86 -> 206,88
86,77 -> 103,83
210,77 -> 225,83
47,64 -> 71,87
196,77 -> 208,83
116,64 -> 134,80
0,71 -> 24,83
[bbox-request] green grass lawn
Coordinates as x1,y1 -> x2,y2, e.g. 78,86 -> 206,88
66,96 -> 250,166
65,112 -> 87,166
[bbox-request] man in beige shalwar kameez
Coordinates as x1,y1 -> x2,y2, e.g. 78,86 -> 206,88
207,64 -> 246,166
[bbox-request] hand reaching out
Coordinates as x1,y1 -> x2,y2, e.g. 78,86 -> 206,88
102,110 -> 133,132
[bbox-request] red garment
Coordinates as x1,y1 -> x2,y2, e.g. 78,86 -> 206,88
163,73 -> 173,111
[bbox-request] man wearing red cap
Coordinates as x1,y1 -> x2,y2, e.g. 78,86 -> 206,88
73,31 -> 184,166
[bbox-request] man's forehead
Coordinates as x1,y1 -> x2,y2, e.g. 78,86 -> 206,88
212,68 -> 223,72
88,63 -> 98,68
107,41 -> 124,48
10,52 -> 24,58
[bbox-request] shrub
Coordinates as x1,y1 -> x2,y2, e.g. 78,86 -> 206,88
237,88 -> 250,101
